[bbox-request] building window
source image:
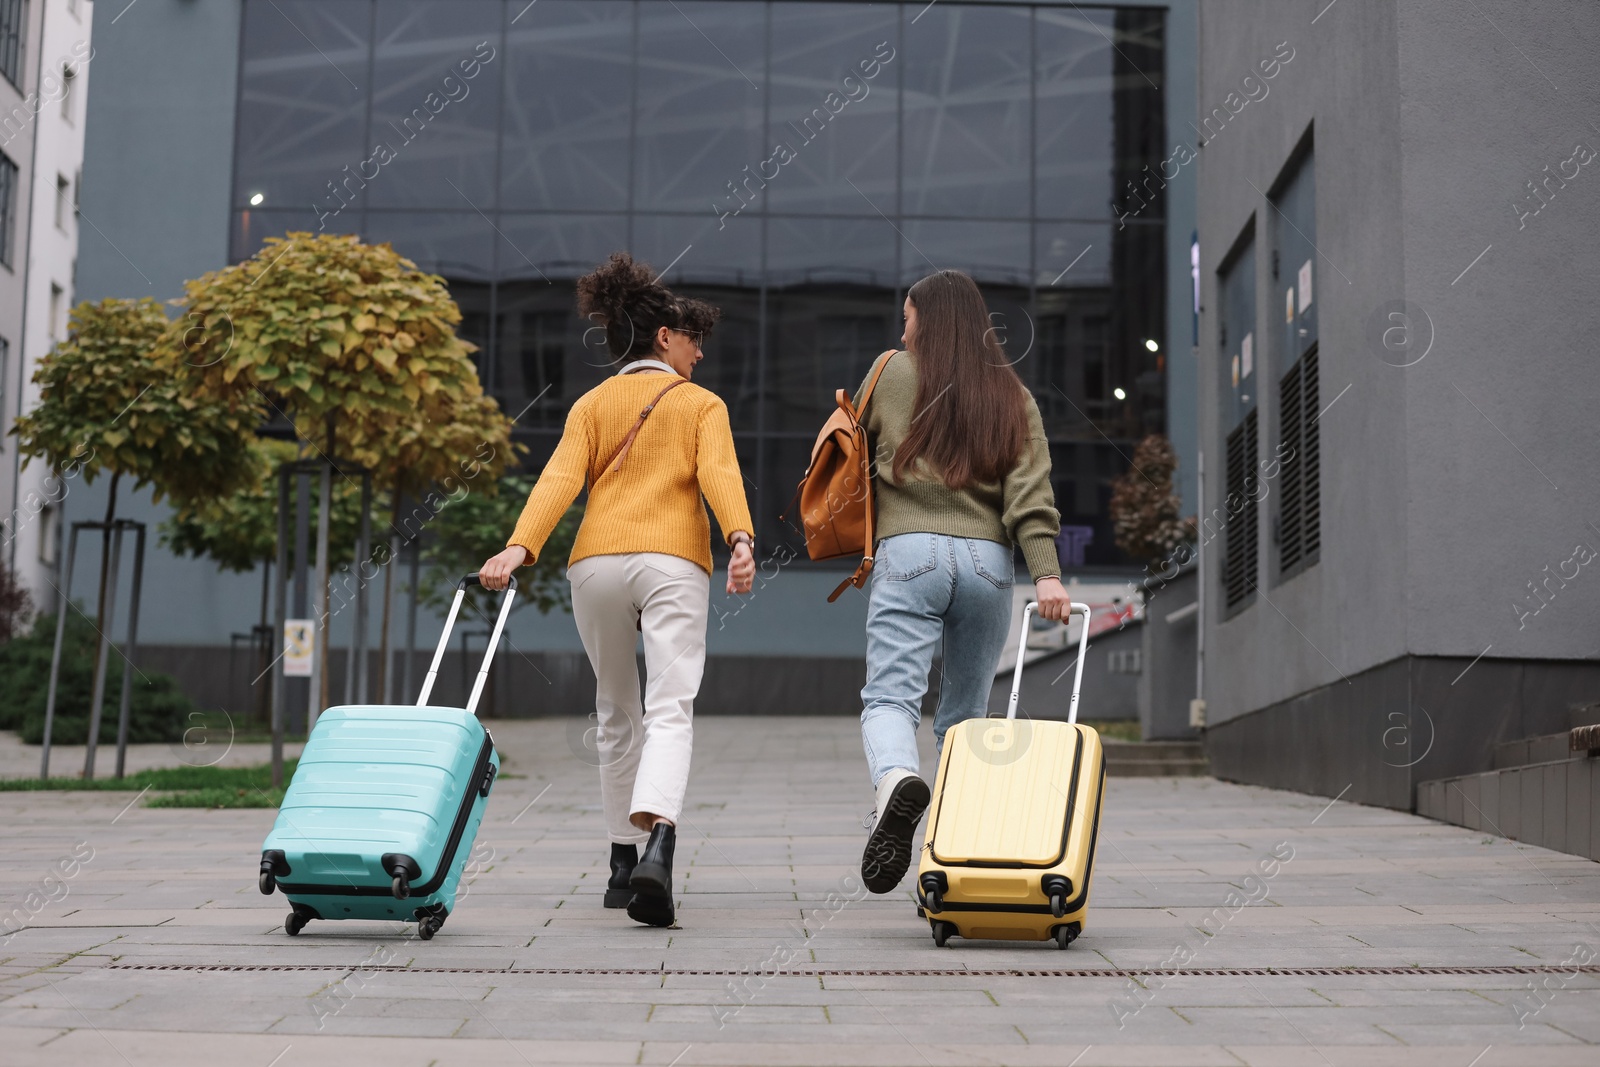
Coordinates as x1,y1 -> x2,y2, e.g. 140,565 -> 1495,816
1107,649 -> 1142,674
62,64 -> 75,123
230,1 -> 1171,560
0,152 -> 15,267
48,283 -> 62,342
55,174 -> 69,230
1217,229 -> 1258,614
0,0 -> 23,89
1270,140 -> 1320,582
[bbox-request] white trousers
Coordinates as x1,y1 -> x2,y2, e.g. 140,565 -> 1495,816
568,552 -> 709,845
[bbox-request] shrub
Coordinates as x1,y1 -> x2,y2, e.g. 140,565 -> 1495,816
0,611 -> 194,745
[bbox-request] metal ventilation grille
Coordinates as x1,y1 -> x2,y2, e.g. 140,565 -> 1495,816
1278,344 -> 1321,577
1222,408 -> 1259,610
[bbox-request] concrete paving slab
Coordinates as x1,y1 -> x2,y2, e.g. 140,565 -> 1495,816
2,716 -> 1598,1065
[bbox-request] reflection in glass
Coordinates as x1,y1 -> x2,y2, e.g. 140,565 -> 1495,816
231,208 -> 360,263
765,3 -> 899,215
631,214 -> 761,288
634,1 -> 766,214
495,281 -> 609,429
495,214 -> 629,284
235,0 -> 370,211
370,1 -> 503,209
1036,7 -> 1116,220
766,285 -> 897,433
501,1 -> 634,211
227,0 -> 1174,572
680,287 -> 760,432
899,220 -> 1030,287
363,211 -> 495,281
902,4 -> 1031,218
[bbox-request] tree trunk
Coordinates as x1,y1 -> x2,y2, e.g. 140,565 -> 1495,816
376,491 -> 400,705
83,471 -> 120,778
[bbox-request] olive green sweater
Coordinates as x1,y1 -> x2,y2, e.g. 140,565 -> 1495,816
855,350 -> 1062,581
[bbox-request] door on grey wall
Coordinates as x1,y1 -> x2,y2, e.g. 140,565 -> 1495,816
1217,231 -> 1257,616
1269,143 -> 1321,585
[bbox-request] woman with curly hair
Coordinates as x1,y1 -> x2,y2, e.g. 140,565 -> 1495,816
479,252 -> 755,928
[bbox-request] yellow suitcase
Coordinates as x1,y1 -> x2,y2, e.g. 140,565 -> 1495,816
917,601 -> 1106,949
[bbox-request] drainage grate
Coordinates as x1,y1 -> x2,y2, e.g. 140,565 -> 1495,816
104,963 -> 1600,979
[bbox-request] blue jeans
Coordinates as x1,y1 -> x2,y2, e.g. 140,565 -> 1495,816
860,533 -> 1016,786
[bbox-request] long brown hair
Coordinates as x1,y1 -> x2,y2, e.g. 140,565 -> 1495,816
891,270 -> 1030,489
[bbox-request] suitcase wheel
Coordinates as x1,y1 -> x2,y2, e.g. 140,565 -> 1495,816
1050,891 -> 1066,919
931,920 -> 956,947
285,911 -> 308,937
259,871 -> 276,896
924,888 -> 943,914
1053,922 -> 1080,950
392,875 -> 411,900
417,916 -> 443,940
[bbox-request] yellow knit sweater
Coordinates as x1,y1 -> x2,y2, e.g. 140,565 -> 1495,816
506,372 -> 753,574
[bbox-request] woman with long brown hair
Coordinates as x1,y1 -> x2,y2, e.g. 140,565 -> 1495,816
478,252 -> 756,927
855,269 -> 1069,894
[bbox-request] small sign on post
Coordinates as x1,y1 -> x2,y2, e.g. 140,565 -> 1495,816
283,619 -> 314,678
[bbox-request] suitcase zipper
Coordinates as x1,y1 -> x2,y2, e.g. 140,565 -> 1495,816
277,732 -> 496,898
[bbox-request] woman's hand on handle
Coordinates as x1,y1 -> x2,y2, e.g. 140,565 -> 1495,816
1034,576 -> 1072,622
480,546 -> 530,591
726,536 -> 755,595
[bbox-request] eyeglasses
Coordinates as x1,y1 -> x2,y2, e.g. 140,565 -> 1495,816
670,328 -> 703,347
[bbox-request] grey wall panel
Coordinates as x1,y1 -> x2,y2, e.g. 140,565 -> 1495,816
986,621 -> 1144,722
1195,0 -> 1411,728
1207,653 -> 1600,812
1140,567 -> 1198,739
78,0 -> 242,302
1394,0 -> 1600,662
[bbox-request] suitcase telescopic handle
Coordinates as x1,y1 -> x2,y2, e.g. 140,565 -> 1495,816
416,573 -> 518,714
1006,601 -> 1092,724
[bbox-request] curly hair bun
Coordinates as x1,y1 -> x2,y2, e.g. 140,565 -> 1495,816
576,251 -> 721,361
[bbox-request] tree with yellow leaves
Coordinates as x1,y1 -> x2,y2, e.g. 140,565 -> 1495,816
164,233 -> 520,709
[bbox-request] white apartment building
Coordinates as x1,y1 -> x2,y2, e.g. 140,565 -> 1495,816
0,0 -> 92,602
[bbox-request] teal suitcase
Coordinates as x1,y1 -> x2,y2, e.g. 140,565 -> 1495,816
257,574 -> 515,939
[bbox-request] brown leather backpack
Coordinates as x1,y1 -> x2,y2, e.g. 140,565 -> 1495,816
789,350 -> 896,602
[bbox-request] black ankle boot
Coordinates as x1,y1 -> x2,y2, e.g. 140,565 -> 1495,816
626,823 -> 676,928
605,843 -> 637,909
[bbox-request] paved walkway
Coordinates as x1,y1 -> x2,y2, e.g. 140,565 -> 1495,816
2,717 -> 1599,1066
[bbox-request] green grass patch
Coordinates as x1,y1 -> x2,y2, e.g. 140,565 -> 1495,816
0,759 -> 297,795
147,786 -> 286,809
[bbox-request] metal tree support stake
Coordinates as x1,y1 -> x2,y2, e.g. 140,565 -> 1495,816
40,519 -> 147,781
271,463 -> 291,789
355,470 -> 371,704
83,525 -> 123,779
40,519 -> 76,780
112,524 -> 147,778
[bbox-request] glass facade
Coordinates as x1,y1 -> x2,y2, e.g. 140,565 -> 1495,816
231,0 -> 1167,567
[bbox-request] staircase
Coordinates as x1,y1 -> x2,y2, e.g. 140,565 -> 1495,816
1104,739 -> 1209,777
1416,705 -> 1600,860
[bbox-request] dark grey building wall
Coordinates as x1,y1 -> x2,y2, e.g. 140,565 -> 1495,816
986,621 -> 1142,722
76,0 -> 241,303
1195,1 -> 1600,757
1196,0 -> 1411,728
1140,567 -> 1198,740
1206,654 -> 1600,811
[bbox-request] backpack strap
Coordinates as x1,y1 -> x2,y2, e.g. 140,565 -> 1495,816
598,378 -> 689,479
843,349 -> 897,419
824,351 -> 897,602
